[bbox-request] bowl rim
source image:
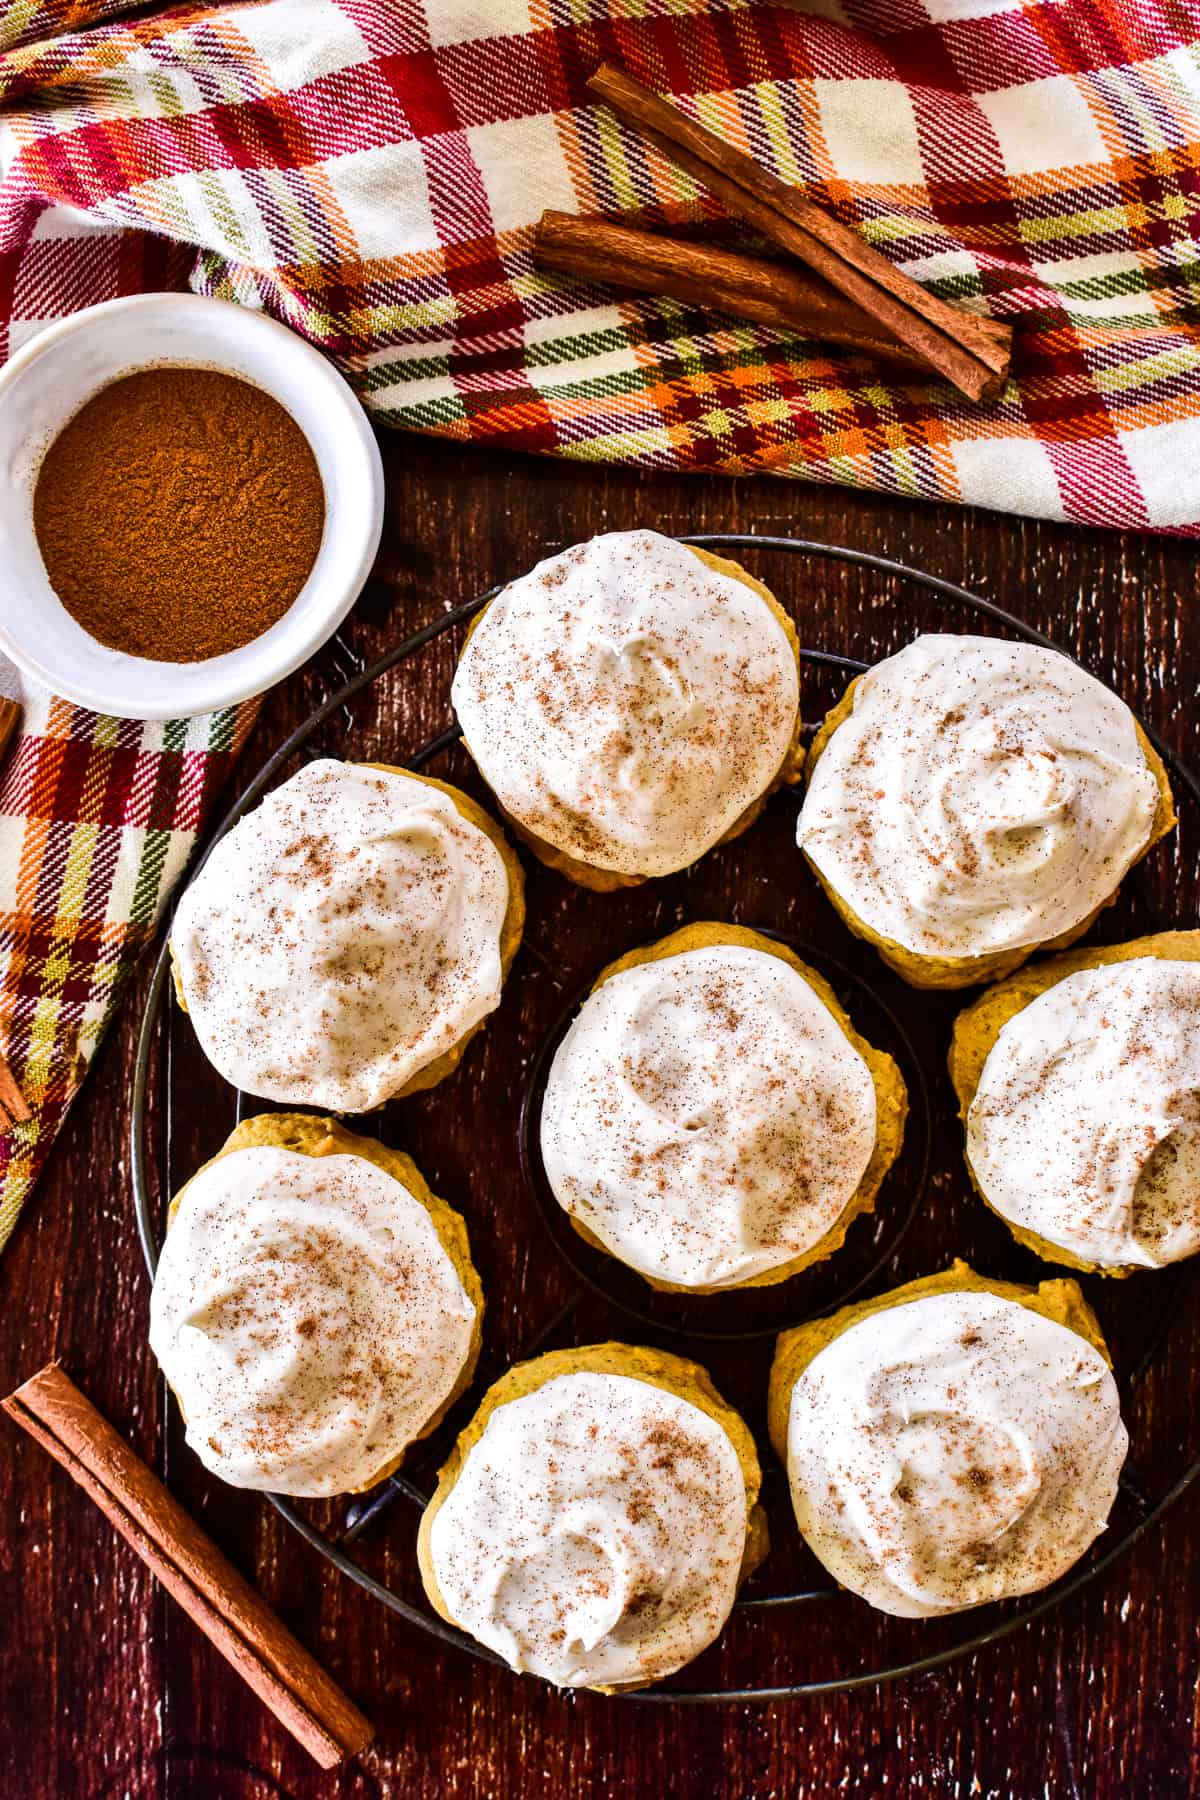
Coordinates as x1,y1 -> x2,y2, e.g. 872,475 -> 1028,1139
0,291 -> 385,721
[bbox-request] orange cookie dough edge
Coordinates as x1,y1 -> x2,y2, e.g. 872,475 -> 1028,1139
455,544 -> 806,891
947,929 -> 1200,1277
416,1340 -> 767,1695
170,764 -> 525,1102
802,674 -> 1176,991
766,1259 -> 1112,1466
163,1111 -> 485,1492
560,922 -> 907,1294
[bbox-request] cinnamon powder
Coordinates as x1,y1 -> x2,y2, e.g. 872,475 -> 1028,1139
33,367 -> 325,663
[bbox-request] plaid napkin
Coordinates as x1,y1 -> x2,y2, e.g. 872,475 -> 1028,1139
4,0 -> 1199,534
0,675 -> 256,1251
0,0 -> 1198,1246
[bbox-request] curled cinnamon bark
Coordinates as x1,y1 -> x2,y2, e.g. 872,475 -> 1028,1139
535,210 -> 931,369
2,1365 -> 373,1769
586,63 -> 1012,401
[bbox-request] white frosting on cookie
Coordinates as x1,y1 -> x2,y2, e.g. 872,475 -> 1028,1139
784,1289 -> 1126,1617
797,635 -> 1160,959
427,1370 -> 748,1687
968,957 -> 1200,1269
450,530 -> 799,877
149,1145 -> 477,1497
171,760 -> 512,1111
541,943 -> 878,1289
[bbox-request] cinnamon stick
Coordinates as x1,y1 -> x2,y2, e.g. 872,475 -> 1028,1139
0,696 -> 21,762
0,1055 -> 30,1126
534,210 -> 930,369
3,1365 -> 374,1770
586,63 -> 1012,401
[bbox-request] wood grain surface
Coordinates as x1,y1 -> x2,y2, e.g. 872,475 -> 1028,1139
1,434 -> 1198,1800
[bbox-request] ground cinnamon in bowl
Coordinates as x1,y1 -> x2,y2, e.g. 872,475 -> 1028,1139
33,367 -> 325,662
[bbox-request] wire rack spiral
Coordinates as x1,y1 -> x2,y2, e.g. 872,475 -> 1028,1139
130,535 -> 1200,1701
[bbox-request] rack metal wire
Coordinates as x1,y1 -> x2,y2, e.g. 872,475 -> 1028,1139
130,535 -> 1200,1700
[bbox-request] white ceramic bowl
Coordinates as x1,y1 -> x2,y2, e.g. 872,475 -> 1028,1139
0,293 -> 385,719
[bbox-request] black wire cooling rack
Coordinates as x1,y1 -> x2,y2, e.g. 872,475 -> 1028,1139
130,534 -> 1200,1701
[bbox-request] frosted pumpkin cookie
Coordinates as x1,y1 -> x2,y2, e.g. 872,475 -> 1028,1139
797,635 -> 1174,989
540,923 -> 907,1292
450,529 -> 803,889
149,1114 -> 483,1497
949,930 -> 1200,1274
418,1342 -> 766,1691
768,1262 -> 1127,1618
170,758 -> 524,1110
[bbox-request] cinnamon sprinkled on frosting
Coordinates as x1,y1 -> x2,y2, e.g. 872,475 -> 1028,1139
450,530 -> 799,877
798,635 -> 1160,959
785,1290 -> 1126,1617
171,760 -> 510,1111
149,1147 -> 477,1497
541,945 -> 876,1288
968,958 -> 1200,1269
427,1371 -> 747,1686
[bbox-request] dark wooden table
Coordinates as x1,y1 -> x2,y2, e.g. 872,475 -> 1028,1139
2,435 -> 1197,1800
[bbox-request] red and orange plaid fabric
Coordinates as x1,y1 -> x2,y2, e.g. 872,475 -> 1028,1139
2,0 -> 1200,533
0,0 -> 1198,1245
0,682 -> 257,1250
